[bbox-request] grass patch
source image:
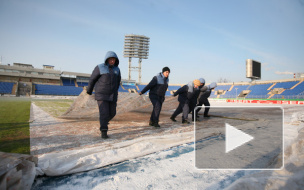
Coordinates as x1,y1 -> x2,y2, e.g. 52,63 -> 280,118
33,99 -> 74,117
0,98 -> 31,154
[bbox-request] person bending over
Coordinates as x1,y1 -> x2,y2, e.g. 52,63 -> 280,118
170,79 -> 201,124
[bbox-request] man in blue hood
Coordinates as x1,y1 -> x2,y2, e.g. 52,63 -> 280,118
87,51 -> 121,139
195,82 -> 217,118
139,67 -> 170,128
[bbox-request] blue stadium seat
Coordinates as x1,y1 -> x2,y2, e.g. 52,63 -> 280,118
0,82 -> 14,94
246,83 -> 273,99
35,84 -> 83,96
272,81 -> 298,89
62,78 -> 76,86
279,82 -> 304,97
118,85 -> 129,93
221,85 -> 249,98
77,82 -> 88,87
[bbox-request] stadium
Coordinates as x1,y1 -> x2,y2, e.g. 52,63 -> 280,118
1,62 -> 304,101
0,59 -> 304,189
1,0 -> 304,188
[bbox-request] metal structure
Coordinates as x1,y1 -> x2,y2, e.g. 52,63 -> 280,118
123,34 -> 150,83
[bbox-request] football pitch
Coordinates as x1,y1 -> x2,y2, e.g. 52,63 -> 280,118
0,97 -> 73,154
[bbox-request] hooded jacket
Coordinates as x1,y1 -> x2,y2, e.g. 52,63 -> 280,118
198,82 -> 217,100
87,51 -> 121,102
141,72 -> 169,98
199,78 -> 205,85
173,81 -> 200,103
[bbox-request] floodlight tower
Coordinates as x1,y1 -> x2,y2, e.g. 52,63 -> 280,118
123,34 -> 150,83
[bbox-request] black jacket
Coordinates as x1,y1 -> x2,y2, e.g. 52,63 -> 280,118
198,82 -> 217,101
173,81 -> 200,104
87,51 -> 121,102
141,73 -> 169,99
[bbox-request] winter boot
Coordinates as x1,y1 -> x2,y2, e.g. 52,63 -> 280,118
182,119 -> 190,124
149,120 -> 154,126
153,122 -> 160,128
192,118 -> 199,122
101,130 -> 109,139
170,116 -> 177,122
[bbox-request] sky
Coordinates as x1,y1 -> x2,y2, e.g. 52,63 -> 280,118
0,0 -> 303,84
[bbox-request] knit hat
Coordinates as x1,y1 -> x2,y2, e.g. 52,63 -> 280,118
162,67 -> 170,73
193,79 -> 201,86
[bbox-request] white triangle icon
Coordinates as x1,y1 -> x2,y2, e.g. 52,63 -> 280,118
225,123 -> 254,153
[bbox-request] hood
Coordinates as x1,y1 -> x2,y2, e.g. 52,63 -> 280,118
187,81 -> 199,93
104,51 -> 119,66
199,78 -> 205,84
208,82 -> 217,90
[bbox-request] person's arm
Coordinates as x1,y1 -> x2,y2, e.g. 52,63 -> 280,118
200,86 -> 208,92
116,69 -> 121,92
173,85 -> 188,96
87,66 -> 100,95
139,76 -> 157,95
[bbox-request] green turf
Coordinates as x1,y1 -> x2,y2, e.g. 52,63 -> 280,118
0,98 -> 31,154
0,97 -> 74,155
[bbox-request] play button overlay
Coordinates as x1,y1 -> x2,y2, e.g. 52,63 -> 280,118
225,123 -> 254,153
194,106 -> 283,170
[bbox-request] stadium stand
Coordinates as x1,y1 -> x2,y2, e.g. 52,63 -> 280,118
62,78 -> 76,86
272,81 -> 298,89
34,84 -> 83,96
77,82 -> 88,87
118,85 -> 129,93
210,85 -> 232,98
0,82 -> 15,94
273,81 -> 304,99
221,85 -> 249,98
137,85 -> 146,92
246,83 -> 273,99
1,63 -> 303,99
168,85 -> 181,91
123,85 -> 137,91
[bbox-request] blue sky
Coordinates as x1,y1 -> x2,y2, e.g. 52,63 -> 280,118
0,0 -> 303,84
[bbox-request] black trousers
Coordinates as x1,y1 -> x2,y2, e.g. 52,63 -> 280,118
189,101 -> 197,121
149,95 -> 164,123
195,97 -> 210,116
97,100 -> 117,131
171,101 -> 190,120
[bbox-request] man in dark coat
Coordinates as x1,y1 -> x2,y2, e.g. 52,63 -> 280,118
87,51 -> 121,139
139,67 -> 170,128
170,79 -> 201,124
195,82 -> 217,118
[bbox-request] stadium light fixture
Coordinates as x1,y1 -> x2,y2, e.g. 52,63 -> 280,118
123,34 -> 150,84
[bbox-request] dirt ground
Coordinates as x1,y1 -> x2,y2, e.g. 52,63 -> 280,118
30,92 -> 210,156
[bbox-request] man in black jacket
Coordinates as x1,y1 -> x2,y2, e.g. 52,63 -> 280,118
195,82 -> 217,118
139,67 -> 170,128
170,79 -> 201,124
87,51 -> 121,139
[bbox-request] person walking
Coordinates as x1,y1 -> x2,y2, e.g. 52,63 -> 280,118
170,79 -> 201,124
195,82 -> 217,118
87,51 -> 121,139
139,67 -> 170,128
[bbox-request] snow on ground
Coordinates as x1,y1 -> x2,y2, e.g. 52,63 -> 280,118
31,100 -> 304,189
